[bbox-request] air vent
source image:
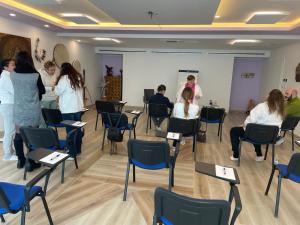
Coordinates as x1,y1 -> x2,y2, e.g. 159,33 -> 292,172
152,51 -> 202,54
208,52 -> 266,56
165,40 -> 183,43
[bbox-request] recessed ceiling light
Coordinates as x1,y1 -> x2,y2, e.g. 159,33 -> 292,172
247,11 -> 289,24
251,11 -> 288,16
215,15 -> 220,19
9,13 -> 16,17
93,38 -> 121,43
44,24 -> 50,28
61,13 -> 98,23
230,39 -> 261,45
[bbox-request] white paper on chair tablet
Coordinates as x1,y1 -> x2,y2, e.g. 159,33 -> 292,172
215,165 -> 236,181
72,121 -> 87,127
40,152 -> 69,165
167,132 -> 180,140
131,110 -> 141,114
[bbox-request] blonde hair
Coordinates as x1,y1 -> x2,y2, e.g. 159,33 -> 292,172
181,87 -> 193,118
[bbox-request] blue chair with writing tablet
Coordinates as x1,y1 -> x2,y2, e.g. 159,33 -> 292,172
20,127 -> 79,183
123,139 -> 173,201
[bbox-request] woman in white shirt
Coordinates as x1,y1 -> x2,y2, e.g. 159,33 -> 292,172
55,63 -> 84,157
176,75 -> 203,105
173,87 -> 199,119
230,89 -> 284,162
0,59 -> 17,160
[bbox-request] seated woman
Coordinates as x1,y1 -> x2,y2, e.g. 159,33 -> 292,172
230,89 -> 284,162
172,87 -> 199,145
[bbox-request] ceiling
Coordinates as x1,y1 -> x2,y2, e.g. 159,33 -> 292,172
1,0 -> 300,50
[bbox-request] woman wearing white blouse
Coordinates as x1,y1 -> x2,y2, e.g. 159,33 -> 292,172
54,63 -> 84,157
0,59 -> 17,160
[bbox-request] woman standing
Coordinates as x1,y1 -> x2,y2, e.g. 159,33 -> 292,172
54,62 -> 84,157
230,89 -> 284,161
0,59 -> 17,161
11,51 -> 45,169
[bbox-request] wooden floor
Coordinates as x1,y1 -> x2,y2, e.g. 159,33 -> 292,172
1,108 -> 300,225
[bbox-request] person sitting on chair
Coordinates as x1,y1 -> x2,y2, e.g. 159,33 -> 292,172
230,89 -> 284,162
149,84 -> 173,130
176,75 -> 203,105
285,87 -> 300,117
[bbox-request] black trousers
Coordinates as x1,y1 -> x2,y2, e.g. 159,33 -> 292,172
230,127 -> 262,157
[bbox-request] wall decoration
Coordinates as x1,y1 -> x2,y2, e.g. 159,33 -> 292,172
296,63 -> 300,82
241,72 -> 255,79
72,59 -> 81,73
0,32 -> 31,61
34,38 -> 46,63
53,43 -> 69,68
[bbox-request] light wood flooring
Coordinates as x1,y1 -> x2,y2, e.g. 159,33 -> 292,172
0,107 -> 300,225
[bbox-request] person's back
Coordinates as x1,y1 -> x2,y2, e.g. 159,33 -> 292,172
149,84 -> 173,109
173,102 -> 199,119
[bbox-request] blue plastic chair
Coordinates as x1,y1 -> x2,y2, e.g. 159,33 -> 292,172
123,139 -> 172,201
265,153 -> 300,217
0,169 -> 53,225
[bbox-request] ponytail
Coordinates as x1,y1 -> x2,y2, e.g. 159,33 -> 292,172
181,87 -> 193,119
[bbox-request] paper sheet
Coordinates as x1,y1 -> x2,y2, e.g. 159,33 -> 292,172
215,165 -> 236,180
40,152 -> 69,165
72,121 -> 87,127
167,132 -> 180,140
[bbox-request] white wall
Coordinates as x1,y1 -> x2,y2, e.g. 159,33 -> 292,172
122,52 -> 235,111
0,16 -> 100,131
261,41 -> 300,135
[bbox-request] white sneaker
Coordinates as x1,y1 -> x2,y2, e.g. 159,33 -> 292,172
276,137 -> 285,145
155,126 -> 162,131
180,138 -> 185,145
3,155 -> 18,161
255,156 -> 264,162
230,156 -> 238,161
67,157 -> 74,161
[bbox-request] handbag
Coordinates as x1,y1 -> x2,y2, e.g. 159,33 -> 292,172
107,113 -> 124,142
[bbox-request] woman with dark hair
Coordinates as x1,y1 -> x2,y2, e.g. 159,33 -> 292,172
0,59 -> 17,160
10,51 -> 45,169
230,89 -> 284,162
54,62 -> 84,157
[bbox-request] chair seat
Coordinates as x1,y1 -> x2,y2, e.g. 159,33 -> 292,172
47,123 -> 65,128
59,140 -> 67,149
0,182 -> 41,214
131,159 -> 167,170
160,216 -> 173,225
277,164 -> 300,183
200,118 -> 221,124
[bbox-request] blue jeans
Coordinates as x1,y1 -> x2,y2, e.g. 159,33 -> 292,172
62,112 -> 82,157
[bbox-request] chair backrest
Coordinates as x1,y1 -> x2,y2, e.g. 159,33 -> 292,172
20,127 -> 60,149
200,107 -> 225,122
95,100 -> 116,114
281,116 -> 300,131
42,108 -> 63,124
101,112 -> 128,128
149,103 -> 169,118
127,139 -> 170,168
154,187 -> 230,225
168,117 -> 198,136
144,89 -> 155,101
287,153 -> 300,178
244,123 -> 279,144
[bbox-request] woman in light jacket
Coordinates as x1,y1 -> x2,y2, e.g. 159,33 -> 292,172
0,59 -> 17,161
55,62 -> 84,157
230,89 -> 284,162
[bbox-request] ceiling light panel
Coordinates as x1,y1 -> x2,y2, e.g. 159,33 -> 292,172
93,38 -> 121,43
61,13 -> 99,24
247,11 -> 289,24
90,0 -> 221,25
230,39 -> 261,45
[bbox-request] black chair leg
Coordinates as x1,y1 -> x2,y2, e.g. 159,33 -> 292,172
95,113 -> 98,131
41,195 -> 54,225
74,155 -> 79,169
264,144 -> 269,160
123,161 -> 131,201
283,131 -> 286,137
220,124 -> 223,142
133,128 -> 136,139
146,116 -> 149,133
168,166 -> 172,191
0,215 -> 5,223
217,123 -> 221,136
265,166 -> 276,195
21,207 -> 26,225
292,130 -> 295,151
274,175 -> 282,217
101,128 -> 106,150
61,161 -> 65,183
238,141 -> 242,167
229,184 -> 234,203
133,165 -> 136,182
23,158 -> 30,180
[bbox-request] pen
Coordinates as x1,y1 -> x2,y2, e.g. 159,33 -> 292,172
50,154 -> 60,161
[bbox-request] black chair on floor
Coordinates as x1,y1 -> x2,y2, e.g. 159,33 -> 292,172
0,169 -> 53,225
265,153 -> 300,217
95,100 -> 116,131
20,127 -> 79,183
238,123 -> 279,166
200,107 -> 226,142
143,89 -> 155,113
146,103 -> 170,133
123,139 -> 173,201
152,186 -> 242,225
167,117 -> 199,160
42,108 -> 65,133
280,116 -> 300,151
